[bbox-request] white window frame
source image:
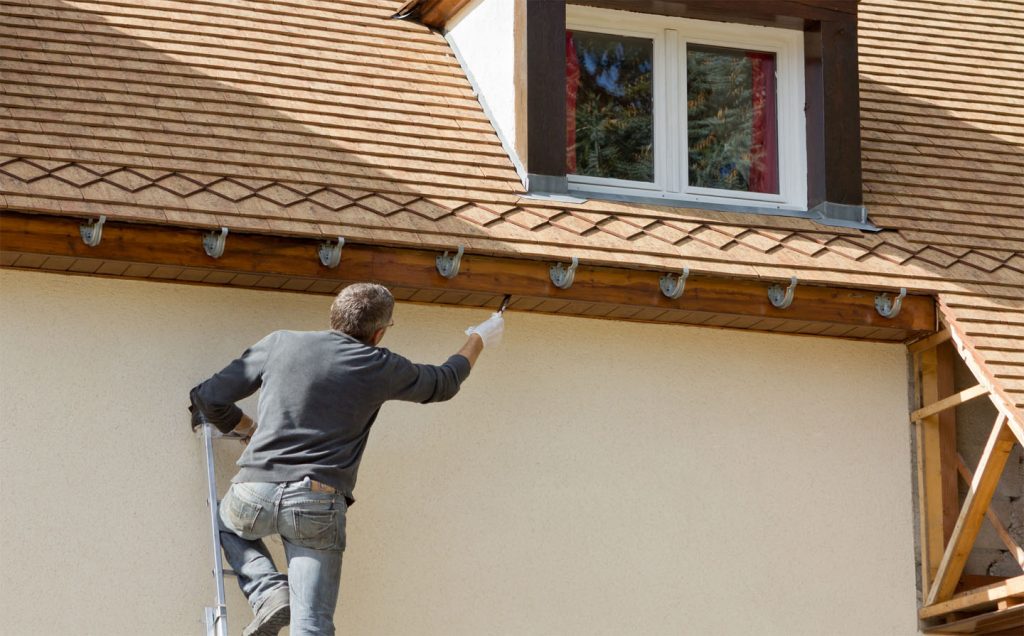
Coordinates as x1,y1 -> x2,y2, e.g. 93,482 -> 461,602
566,6 -> 807,211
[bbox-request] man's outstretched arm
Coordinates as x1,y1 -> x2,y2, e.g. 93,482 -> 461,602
457,333 -> 484,368
388,313 -> 505,403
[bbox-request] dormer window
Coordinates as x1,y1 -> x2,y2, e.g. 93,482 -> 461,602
566,8 -> 805,210
403,0 -> 865,226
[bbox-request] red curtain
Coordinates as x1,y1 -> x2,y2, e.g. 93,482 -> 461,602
565,31 -> 580,174
748,52 -> 778,194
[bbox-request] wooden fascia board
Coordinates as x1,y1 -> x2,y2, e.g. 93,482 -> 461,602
395,0 -> 475,29
0,211 -> 935,335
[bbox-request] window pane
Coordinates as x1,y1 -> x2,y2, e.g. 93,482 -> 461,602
687,45 -> 779,194
567,30 -> 654,182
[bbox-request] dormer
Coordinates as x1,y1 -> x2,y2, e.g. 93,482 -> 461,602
396,0 -> 866,227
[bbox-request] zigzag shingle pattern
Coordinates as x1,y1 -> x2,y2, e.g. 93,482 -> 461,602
0,0 -> 1022,415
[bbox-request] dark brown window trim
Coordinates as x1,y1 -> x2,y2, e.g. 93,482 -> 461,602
567,0 -> 857,26
804,15 -> 864,217
524,0 -> 567,185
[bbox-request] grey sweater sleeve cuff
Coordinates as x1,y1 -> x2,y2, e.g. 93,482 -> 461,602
189,385 -> 244,434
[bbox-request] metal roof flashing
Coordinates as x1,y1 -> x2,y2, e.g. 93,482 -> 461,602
520,186 -> 881,232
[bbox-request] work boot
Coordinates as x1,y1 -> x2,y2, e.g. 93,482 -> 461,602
243,586 -> 290,636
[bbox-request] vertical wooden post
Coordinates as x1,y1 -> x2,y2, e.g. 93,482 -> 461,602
917,341 -> 958,594
936,342 -> 959,542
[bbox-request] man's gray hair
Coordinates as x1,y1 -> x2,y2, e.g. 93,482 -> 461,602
329,283 -> 394,342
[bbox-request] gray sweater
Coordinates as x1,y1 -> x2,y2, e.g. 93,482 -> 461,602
190,330 -> 471,503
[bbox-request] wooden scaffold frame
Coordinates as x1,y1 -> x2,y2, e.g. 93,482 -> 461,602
911,313 -> 1024,635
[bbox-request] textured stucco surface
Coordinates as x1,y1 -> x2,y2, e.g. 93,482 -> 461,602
0,269 -> 919,635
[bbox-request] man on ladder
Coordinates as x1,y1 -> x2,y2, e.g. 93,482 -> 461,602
190,283 -> 505,636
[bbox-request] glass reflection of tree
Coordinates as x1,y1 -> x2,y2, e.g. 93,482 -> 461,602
574,34 -> 654,182
687,47 -> 769,192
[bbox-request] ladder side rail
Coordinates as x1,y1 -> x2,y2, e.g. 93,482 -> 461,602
203,423 -> 229,636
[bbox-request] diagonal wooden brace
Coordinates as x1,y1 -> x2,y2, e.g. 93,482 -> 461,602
927,414 -> 1017,605
911,384 -> 987,422
956,454 -> 1024,570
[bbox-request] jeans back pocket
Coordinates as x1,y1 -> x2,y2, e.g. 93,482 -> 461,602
222,486 -> 266,540
288,508 -> 344,551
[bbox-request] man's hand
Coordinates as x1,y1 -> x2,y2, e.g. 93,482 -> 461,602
458,313 -> 505,368
189,403 -> 211,432
234,414 -> 257,445
465,313 -> 505,348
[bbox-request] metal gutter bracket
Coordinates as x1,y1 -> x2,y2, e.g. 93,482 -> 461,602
79,215 -> 106,247
659,267 -> 689,300
436,245 -> 464,279
318,236 -> 344,269
768,276 -> 798,309
550,256 -> 579,290
203,227 -> 228,259
876,287 -> 907,319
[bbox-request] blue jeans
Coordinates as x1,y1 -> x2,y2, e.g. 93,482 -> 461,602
219,479 -> 347,636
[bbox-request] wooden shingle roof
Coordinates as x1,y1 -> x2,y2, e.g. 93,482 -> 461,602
0,0 -> 1021,419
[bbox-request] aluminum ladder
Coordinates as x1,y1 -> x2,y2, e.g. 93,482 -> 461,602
201,423 -> 242,636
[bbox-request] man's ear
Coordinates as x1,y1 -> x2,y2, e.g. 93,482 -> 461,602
369,327 -> 387,347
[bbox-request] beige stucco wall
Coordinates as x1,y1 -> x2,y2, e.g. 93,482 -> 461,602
0,269 -> 919,635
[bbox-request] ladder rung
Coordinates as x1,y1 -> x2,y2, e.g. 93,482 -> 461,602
213,431 -> 245,441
